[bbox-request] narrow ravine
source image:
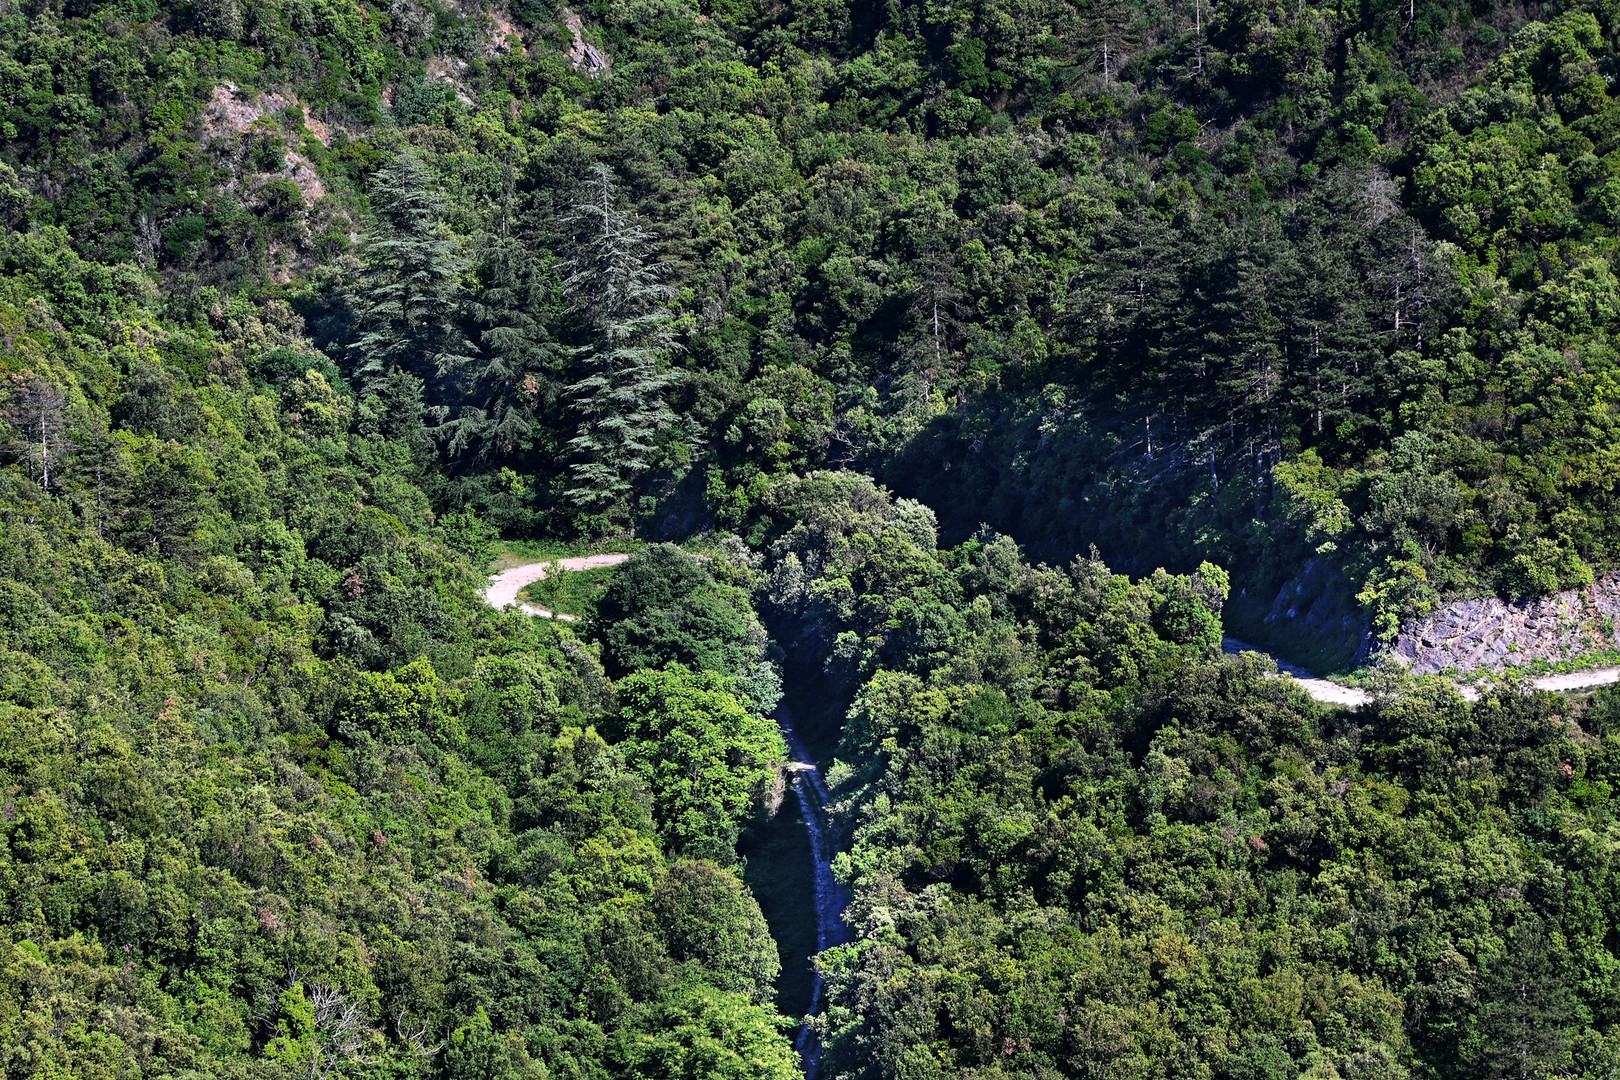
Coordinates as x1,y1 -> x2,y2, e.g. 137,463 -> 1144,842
483,557 -> 850,1077
774,704 -> 851,1080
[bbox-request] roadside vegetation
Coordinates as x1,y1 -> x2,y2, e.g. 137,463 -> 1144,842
7,0 -> 1620,1075
518,561 -> 620,620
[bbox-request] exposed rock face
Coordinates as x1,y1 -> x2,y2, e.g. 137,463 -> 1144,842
426,55 -> 475,106
203,85 -> 328,205
560,8 -> 608,72
204,84 -> 331,146
1261,558 -> 1375,664
1391,573 -> 1620,675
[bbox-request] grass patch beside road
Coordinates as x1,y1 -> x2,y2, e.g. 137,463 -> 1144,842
518,563 -> 619,619
488,538 -> 641,573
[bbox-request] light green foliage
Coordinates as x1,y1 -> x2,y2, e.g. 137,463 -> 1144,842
612,984 -> 801,1080
339,656 -> 462,746
615,665 -> 787,862
0,227 -> 796,1077
283,368 -> 353,440
263,983 -> 318,1069
444,1007 -> 547,1080
1274,449 -> 1354,553
520,561 -> 618,620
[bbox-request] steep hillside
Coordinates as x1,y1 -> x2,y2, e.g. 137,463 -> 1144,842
7,0 -> 1620,634
9,1 -> 1620,1076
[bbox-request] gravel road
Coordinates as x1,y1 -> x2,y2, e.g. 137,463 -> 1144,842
482,553 -> 633,620
1221,638 -> 1620,708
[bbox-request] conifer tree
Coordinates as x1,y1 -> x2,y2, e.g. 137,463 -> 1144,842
1469,920 -> 1577,1079
444,233 -> 564,463
904,222 -> 966,409
559,163 -> 679,515
349,152 -> 473,400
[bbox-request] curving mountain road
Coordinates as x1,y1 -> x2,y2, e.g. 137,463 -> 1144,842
1223,637 -> 1620,707
482,553 -> 633,620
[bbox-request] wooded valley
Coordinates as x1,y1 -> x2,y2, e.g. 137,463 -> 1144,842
5,0 -> 1620,1076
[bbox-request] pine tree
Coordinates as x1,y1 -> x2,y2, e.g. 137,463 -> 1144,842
1469,920 -> 1578,1079
1204,216 -> 1295,479
1290,219 -> 1380,445
903,222 -> 967,409
1082,0 -> 1144,84
349,152 -> 473,400
444,232 -> 565,463
559,163 -> 679,515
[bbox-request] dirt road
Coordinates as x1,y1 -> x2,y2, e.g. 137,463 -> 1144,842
1221,638 -> 1620,707
482,553 -> 633,620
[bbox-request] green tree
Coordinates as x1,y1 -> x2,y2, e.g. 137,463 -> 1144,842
614,665 -> 785,862
596,544 -> 762,681
1466,921 -> 1579,1079
446,231 -> 564,463
263,983 -> 317,1071
653,860 -> 781,1003
443,1007 -> 546,1080
126,443 -> 209,560
560,163 -> 679,516
349,152 -> 473,397
613,984 -> 800,1080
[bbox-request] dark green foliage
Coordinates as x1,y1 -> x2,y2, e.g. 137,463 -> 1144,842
446,230 -> 564,463
349,151 -> 473,396
0,0 -> 1595,625
559,164 -> 679,517
595,544 -> 764,682
653,859 -> 782,1002
9,1 -> 1620,1077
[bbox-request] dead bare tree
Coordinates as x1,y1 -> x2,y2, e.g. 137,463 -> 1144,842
308,983 -> 369,1061
3,374 -> 69,490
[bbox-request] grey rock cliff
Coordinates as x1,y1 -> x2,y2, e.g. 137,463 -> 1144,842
1391,573 -> 1620,675
1260,558 -> 1375,664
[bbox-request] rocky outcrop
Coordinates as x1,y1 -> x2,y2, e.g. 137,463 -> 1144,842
1260,558 -> 1375,664
203,85 -> 328,205
560,8 -> 608,72
1391,573 -> 1620,675
204,84 -> 332,146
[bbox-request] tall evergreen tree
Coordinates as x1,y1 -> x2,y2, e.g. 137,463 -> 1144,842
445,231 -> 564,463
349,152 -> 473,399
1467,919 -> 1579,1079
559,163 -> 679,516
902,220 -> 967,412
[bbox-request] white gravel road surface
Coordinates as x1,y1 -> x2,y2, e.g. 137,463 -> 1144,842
1222,638 -> 1620,707
482,553 -> 633,620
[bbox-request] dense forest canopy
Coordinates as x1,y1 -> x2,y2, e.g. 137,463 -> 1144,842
11,0 -> 1620,622
6,0 -> 1620,1077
